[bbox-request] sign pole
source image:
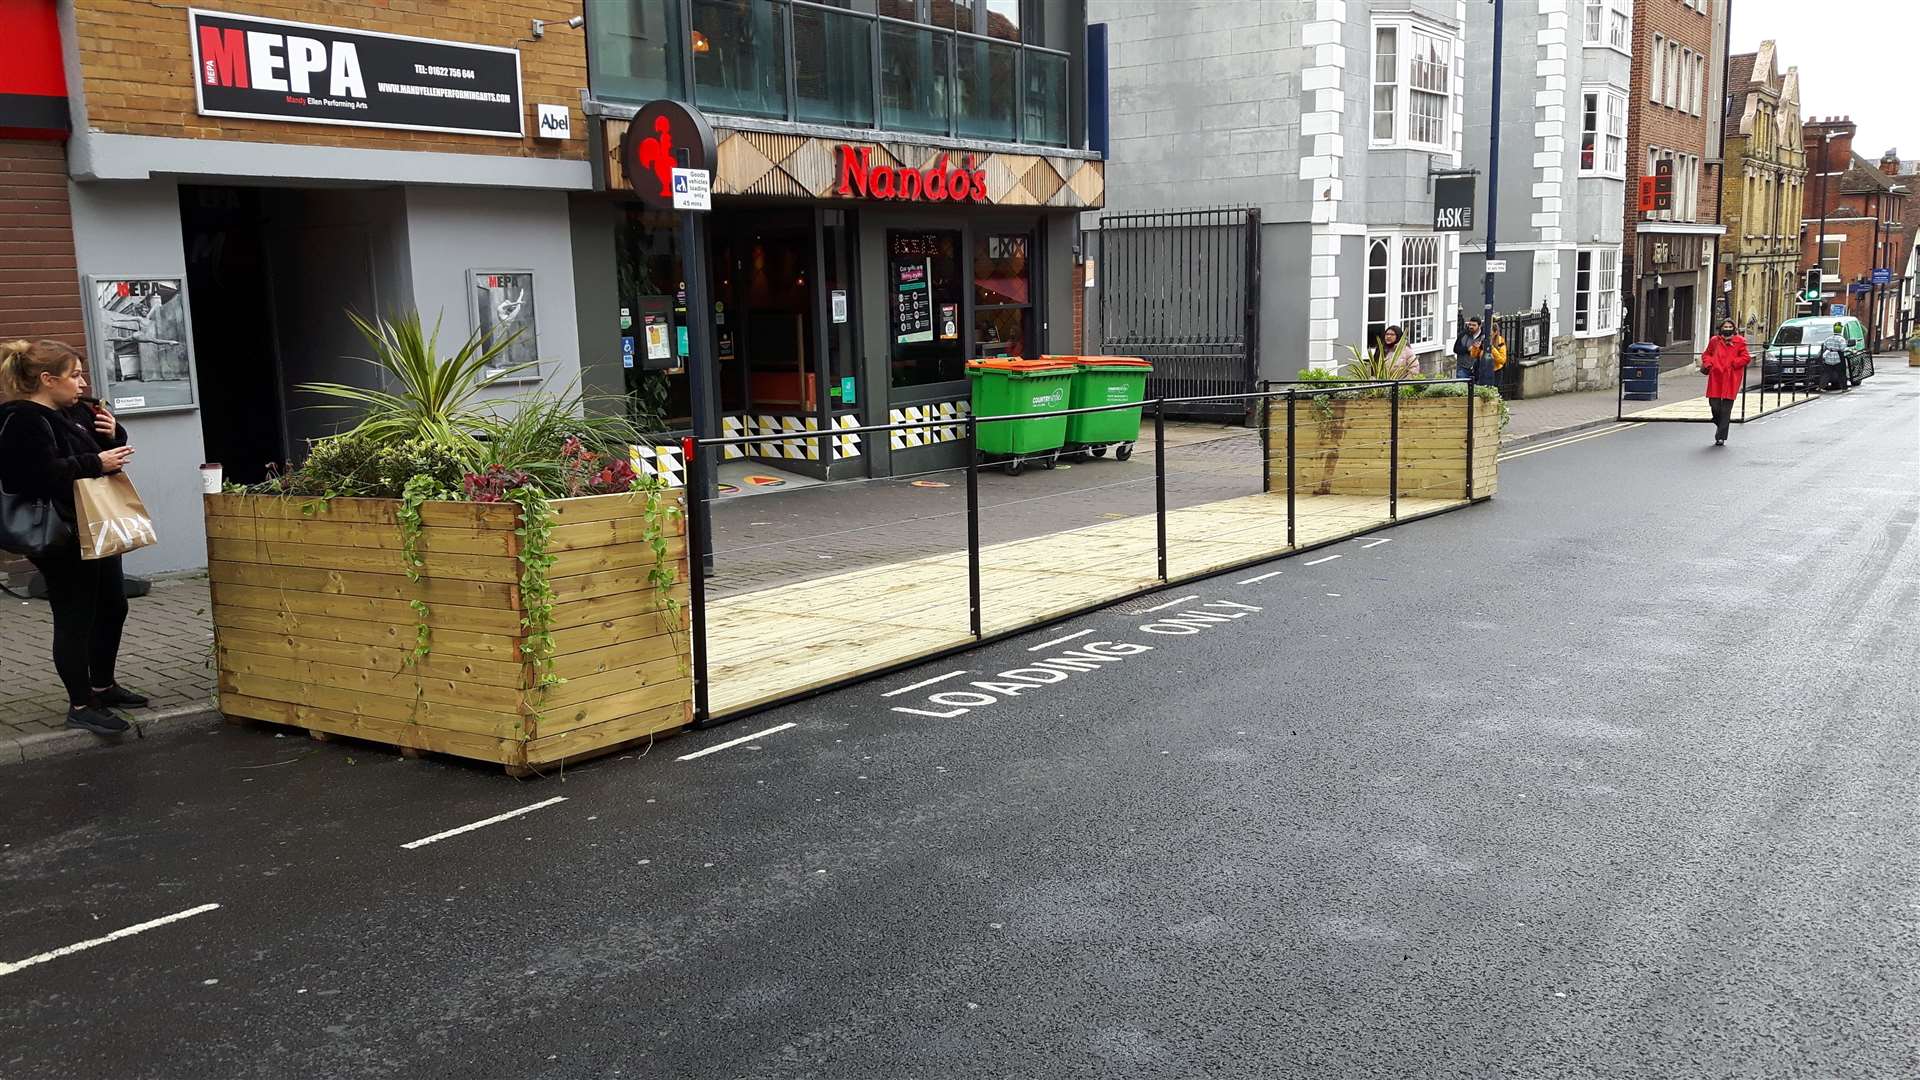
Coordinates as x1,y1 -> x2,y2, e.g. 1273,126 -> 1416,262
1481,0 -> 1505,364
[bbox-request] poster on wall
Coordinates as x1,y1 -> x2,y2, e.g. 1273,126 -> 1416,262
188,9 -> 523,137
894,258 -> 933,344
469,270 -> 539,377
85,277 -> 196,412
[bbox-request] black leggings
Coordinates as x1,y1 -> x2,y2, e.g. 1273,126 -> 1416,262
1708,396 -> 1735,441
28,551 -> 127,707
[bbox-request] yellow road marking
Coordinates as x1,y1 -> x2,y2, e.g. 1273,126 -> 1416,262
1498,422 -> 1645,461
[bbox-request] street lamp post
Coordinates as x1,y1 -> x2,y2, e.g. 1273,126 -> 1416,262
1811,131 -> 1840,315
1481,0 -> 1506,366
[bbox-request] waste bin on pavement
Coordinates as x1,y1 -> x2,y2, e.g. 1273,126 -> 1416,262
966,357 -> 1077,474
1061,356 -> 1153,461
1621,342 -> 1660,401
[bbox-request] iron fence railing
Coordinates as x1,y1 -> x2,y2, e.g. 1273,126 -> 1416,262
680,378 -> 1484,726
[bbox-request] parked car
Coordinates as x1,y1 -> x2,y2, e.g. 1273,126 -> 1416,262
1760,316 -> 1871,389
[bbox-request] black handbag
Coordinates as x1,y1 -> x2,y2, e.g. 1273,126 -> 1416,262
0,414 -> 76,559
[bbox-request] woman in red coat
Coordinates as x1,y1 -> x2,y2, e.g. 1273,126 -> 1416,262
1699,318 -> 1752,446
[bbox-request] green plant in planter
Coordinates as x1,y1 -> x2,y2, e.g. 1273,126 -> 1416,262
299,312 -> 532,456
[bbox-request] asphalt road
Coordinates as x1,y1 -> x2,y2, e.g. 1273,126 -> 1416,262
3,367 -> 1917,1080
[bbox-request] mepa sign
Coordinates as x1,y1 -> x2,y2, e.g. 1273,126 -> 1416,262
1433,175 -> 1476,232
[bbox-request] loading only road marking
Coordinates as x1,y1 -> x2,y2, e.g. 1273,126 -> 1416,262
0,903 -> 221,978
400,796 -> 569,849
1028,628 -> 1094,651
888,599 -> 1262,719
881,670 -> 971,696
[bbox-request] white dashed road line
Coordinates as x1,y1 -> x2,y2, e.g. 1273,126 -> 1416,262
1359,538 -> 1392,549
1236,570 -> 1283,584
881,670 -> 971,697
0,903 -> 221,978
400,797 -> 569,849
674,723 -> 798,762
1140,594 -> 1200,613
1027,628 -> 1094,651
1303,554 -> 1342,566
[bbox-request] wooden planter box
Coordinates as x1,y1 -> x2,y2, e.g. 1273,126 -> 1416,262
1265,395 -> 1500,501
204,490 -> 691,775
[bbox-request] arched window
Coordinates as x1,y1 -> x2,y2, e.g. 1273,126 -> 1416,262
1366,239 -> 1390,348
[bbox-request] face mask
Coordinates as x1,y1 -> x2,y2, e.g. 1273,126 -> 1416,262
1720,329 -> 1733,337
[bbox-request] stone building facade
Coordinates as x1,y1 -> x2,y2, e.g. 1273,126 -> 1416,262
1622,0 -> 1728,358
1461,0 -> 1632,393
1088,0 -> 1468,377
1718,41 -> 1804,337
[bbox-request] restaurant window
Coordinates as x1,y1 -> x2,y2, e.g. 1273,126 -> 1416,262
615,207 -> 692,431
691,0 -> 789,119
889,230 -> 966,388
974,232 -> 1034,358
586,0 -> 683,103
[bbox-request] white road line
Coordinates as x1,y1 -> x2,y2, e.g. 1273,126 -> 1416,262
1141,594 -> 1200,613
1359,538 -> 1393,549
1235,570 -> 1283,584
400,797 -> 569,849
1303,554 -> 1342,566
673,722 -> 798,762
1027,628 -> 1094,651
0,903 -> 221,978
1499,423 -> 1643,460
881,670 -> 971,697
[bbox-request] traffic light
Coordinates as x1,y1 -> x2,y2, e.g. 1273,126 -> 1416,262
1803,267 -> 1822,304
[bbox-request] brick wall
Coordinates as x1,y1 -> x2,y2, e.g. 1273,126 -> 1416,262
1625,0 -> 1719,243
71,0 -> 587,161
0,139 -> 85,346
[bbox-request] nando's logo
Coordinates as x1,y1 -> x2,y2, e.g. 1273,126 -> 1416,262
197,24 -> 367,99
835,145 -> 990,204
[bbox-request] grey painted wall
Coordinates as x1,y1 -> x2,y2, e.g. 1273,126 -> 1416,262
66,181 -> 209,575
403,186 -> 585,406
1262,222 -> 1315,379
569,195 -> 626,405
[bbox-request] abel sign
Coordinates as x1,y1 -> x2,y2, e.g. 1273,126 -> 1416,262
188,9 -> 524,137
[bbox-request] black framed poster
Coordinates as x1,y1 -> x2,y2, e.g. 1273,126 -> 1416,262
469,269 -> 540,377
189,8 -> 523,137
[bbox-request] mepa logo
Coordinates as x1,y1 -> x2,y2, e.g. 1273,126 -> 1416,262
198,24 -> 367,98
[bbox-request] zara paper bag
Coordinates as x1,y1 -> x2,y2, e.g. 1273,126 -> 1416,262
74,472 -> 158,560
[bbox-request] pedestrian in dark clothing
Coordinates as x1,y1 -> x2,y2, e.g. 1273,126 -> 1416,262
0,339 -> 145,736
1699,318 -> 1751,446
1453,318 -> 1486,382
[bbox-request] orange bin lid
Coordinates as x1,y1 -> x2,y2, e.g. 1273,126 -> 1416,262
1071,355 -> 1153,369
968,357 -> 1077,374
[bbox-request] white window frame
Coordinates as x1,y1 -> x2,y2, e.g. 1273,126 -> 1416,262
1580,86 -> 1627,177
1574,247 -> 1620,336
1681,49 -> 1696,113
1609,7 -> 1630,51
1364,232 -> 1447,353
1583,0 -> 1604,42
1651,33 -> 1665,105
1369,17 -> 1455,152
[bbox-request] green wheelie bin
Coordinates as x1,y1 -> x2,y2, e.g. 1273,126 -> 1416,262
1063,355 -> 1153,461
966,357 -> 1076,474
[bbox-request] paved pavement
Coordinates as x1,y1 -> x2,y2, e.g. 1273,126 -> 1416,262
1503,367 -> 1709,443
1,365 -> 1914,1078
0,574 -> 216,762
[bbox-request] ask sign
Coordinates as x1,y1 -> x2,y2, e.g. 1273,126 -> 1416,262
1433,175 -> 1476,233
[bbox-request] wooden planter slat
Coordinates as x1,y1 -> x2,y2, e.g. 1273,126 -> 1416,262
207,537 -> 522,583
207,490 -> 692,773
205,514 -> 519,555
209,605 -> 522,662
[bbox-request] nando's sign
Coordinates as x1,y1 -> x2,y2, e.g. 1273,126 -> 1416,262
834,145 -> 989,203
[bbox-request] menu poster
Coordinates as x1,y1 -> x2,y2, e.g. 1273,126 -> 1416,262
893,257 -> 933,344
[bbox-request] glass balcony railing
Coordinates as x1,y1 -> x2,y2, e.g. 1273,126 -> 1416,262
595,0 -> 1072,147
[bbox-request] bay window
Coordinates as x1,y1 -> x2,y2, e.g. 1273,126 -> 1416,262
1371,20 -> 1454,150
1575,247 -> 1619,335
1365,234 -> 1446,352
1581,87 -> 1626,175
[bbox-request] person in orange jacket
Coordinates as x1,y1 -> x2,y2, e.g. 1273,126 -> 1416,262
1698,317 -> 1752,446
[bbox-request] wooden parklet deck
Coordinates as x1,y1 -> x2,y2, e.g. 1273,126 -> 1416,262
706,491 -> 1464,716
1629,389 -> 1817,422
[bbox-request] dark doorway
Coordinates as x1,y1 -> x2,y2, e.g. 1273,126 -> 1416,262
180,186 -> 286,484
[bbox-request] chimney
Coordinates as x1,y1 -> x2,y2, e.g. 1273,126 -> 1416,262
1881,149 -> 1900,177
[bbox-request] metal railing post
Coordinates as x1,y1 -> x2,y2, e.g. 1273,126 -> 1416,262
1154,399 -> 1168,581
681,436 -> 710,726
965,417 -> 982,639
1259,383 -> 1272,494
1285,390 -> 1296,548
1464,382 -> 1476,500
1389,382 -> 1400,521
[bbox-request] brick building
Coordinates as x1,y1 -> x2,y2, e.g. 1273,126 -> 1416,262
1799,118 -> 1910,349
0,0 -> 84,346
1717,41 -> 1804,337
41,0 -> 595,571
1622,0 -> 1729,358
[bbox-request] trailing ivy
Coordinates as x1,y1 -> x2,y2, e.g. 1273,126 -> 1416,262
508,485 -> 562,739
396,475 -> 451,667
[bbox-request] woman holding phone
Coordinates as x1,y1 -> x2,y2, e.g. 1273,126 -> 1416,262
0,339 -> 144,736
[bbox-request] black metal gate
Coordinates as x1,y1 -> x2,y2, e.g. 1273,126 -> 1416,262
1095,207 -> 1260,419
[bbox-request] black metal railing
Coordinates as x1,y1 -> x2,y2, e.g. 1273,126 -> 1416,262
678,378 -> 1486,726
1613,344 -> 1821,422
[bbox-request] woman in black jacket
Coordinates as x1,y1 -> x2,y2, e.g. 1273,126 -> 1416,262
0,339 -> 143,735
